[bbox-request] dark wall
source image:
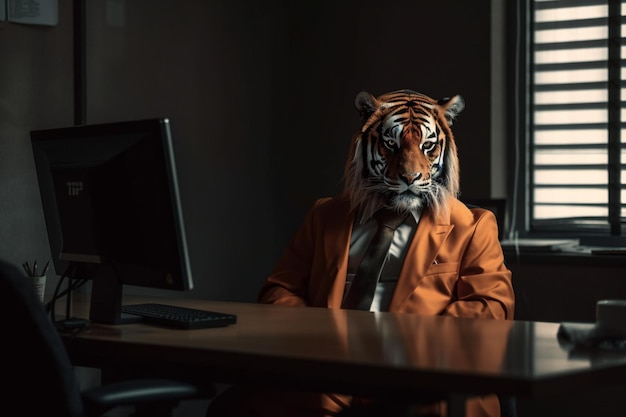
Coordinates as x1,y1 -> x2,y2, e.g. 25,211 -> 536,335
0,3 -> 74,280
84,1 -> 280,302
269,0 -> 495,241
0,0 -> 494,305
510,257 -> 626,323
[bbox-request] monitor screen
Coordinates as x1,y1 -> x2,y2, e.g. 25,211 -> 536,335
31,118 -> 192,324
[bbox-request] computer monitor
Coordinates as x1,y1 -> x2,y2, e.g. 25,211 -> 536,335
31,117 -> 192,324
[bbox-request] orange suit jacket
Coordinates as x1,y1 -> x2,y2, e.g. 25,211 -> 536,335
259,196 -> 514,320
257,195 -> 515,417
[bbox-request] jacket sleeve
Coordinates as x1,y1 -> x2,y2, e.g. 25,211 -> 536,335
444,208 -> 515,320
257,199 -> 330,306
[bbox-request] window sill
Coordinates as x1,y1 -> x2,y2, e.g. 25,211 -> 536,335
503,246 -> 626,266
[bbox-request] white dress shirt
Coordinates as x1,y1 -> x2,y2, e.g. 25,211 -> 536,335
345,209 -> 421,312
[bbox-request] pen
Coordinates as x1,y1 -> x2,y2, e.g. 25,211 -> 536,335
22,260 -> 49,276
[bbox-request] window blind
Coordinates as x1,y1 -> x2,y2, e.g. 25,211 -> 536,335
529,0 -> 625,236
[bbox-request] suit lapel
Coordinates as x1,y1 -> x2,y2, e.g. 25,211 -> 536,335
322,198 -> 355,308
389,209 -> 454,311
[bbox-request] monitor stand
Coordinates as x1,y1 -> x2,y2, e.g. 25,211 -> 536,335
54,274 -> 91,332
89,263 -> 142,325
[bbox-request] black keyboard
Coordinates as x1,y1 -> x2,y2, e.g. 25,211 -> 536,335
121,303 -> 237,329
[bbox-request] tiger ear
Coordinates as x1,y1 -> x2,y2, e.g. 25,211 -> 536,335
355,91 -> 379,120
437,95 -> 465,126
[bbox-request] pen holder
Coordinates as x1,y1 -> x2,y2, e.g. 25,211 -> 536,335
29,275 -> 46,303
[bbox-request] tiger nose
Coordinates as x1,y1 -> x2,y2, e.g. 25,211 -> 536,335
401,172 -> 422,184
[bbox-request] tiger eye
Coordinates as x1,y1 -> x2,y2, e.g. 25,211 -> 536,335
422,141 -> 437,152
384,139 -> 398,150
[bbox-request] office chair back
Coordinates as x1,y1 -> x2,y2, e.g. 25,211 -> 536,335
0,258 -> 84,417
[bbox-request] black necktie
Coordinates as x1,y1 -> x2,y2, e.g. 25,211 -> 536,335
342,208 -> 408,310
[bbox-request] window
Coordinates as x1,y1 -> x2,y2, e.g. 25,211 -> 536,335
510,0 -> 625,242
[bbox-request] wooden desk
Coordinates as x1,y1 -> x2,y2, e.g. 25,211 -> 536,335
60,296 -> 626,417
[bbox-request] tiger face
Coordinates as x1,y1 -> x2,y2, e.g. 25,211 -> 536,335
343,89 -> 464,219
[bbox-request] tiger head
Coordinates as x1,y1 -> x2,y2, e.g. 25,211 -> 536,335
343,89 -> 464,220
